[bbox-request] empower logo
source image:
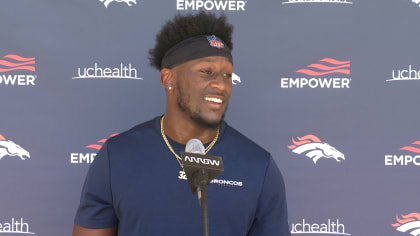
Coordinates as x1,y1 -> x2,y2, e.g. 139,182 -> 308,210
176,0 -> 246,11
400,141 -> 420,153
296,58 -> 350,76
281,58 -> 351,88
385,140 -> 420,166
85,133 -> 119,150
0,54 -> 36,86
99,0 -> 136,8
288,134 -> 345,164
70,133 -> 118,164
392,212 -> 420,236
0,54 -> 35,72
0,134 -> 30,160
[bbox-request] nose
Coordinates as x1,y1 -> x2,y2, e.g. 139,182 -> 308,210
210,72 -> 229,91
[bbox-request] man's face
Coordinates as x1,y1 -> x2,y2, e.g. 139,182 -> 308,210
173,56 -> 233,129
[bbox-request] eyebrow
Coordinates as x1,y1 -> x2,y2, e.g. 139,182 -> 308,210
198,58 -> 216,63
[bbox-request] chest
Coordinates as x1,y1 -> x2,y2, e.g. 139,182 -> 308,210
110,155 -> 259,235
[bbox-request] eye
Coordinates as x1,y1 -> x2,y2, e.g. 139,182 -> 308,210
200,69 -> 213,75
223,73 -> 232,79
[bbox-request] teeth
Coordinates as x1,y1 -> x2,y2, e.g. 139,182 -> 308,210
205,97 -> 222,104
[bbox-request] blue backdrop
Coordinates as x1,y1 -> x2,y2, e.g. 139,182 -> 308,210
1,0 -> 419,235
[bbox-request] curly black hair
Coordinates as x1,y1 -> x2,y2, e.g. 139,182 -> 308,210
149,11 -> 234,70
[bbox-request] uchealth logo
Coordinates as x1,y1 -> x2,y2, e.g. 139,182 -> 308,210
0,134 -> 30,160
176,0 -> 247,11
288,134 -> 345,164
388,65 -> 420,82
72,63 -> 142,81
282,0 -> 352,4
290,218 -> 351,235
281,58 -> 351,88
0,217 -> 35,235
99,0 -> 136,8
70,133 -> 118,164
385,140 -> 420,166
0,54 -> 36,86
392,212 -> 420,236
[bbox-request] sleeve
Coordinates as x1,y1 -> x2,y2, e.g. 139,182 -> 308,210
247,156 -> 291,236
74,142 -> 118,229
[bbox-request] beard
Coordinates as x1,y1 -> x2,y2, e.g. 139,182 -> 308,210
176,81 -> 226,130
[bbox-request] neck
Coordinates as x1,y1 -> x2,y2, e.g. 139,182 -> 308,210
163,113 -> 219,145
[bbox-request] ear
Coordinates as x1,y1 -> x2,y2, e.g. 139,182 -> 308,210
160,68 -> 174,91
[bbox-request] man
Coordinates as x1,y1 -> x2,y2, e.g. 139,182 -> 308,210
73,11 -> 290,236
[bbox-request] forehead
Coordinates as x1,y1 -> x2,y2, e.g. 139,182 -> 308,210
182,56 -> 233,68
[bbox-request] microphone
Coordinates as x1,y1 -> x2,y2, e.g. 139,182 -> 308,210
181,139 -> 224,236
181,139 -> 224,194
185,138 -> 205,154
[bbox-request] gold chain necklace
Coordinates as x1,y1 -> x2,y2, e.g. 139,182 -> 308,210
160,115 -> 220,169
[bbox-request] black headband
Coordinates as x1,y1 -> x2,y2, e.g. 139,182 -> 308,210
161,35 -> 232,69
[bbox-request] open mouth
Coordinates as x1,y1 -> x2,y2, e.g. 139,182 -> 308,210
204,96 -> 223,105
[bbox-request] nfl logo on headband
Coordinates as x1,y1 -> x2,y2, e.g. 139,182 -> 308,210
206,35 -> 224,48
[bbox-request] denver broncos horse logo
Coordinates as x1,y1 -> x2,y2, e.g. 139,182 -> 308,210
99,0 -> 136,8
288,134 -> 345,164
0,134 -> 30,160
392,212 -> 420,236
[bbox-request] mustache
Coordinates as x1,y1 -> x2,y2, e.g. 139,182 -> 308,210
203,91 -> 229,99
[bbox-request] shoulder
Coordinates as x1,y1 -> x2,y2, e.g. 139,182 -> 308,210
223,123 -> 270,156
220,122 -> 271,163
105,117 -> 160,150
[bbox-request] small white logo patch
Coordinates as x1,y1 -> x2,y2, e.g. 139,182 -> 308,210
99,0 -> 136,8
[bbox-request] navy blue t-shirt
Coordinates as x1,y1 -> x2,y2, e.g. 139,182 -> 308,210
75,116 -> 290,236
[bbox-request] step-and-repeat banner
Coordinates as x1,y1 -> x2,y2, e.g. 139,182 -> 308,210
1,0 -> 419,235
